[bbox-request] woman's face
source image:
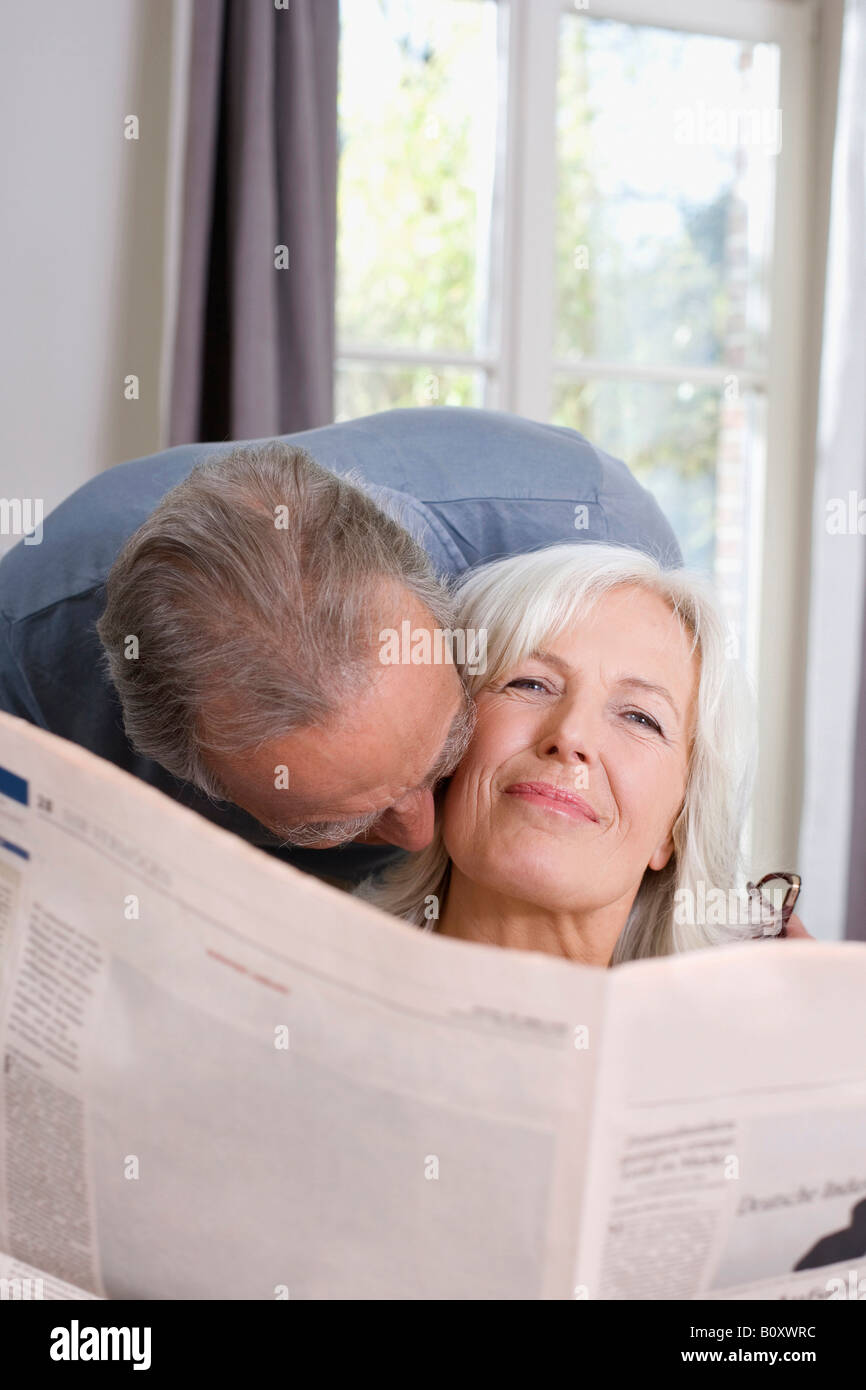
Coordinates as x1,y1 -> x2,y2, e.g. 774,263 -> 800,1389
442,585 -> 700,916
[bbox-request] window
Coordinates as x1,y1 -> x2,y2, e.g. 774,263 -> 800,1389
553,14 -> 780,649
336,0 -> 500,412
336,0 -> 815,867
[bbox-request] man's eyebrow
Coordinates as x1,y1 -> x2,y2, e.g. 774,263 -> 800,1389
530,652 -> 681,720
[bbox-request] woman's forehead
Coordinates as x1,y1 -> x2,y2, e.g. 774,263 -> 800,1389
480,584 -> 696,675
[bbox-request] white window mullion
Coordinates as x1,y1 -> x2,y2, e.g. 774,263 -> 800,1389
499,0 -> 560,421
338,344 -> 496,371
749,0 -> 817,874
553,359 -> 767,391
586,0 -> 798,44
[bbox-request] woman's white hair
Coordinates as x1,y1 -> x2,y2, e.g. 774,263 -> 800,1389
358,542 -> 763,963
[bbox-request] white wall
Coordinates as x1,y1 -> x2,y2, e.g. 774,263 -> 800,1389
0,0 -> 179,555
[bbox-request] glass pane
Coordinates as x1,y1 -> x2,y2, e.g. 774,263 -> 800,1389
552,375 -> 766,648
337,0 -> 499,355
556,15 -> 779,372
336,361 -> 485,419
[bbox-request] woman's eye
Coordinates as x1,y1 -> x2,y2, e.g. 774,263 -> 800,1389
504,677 -> 549,694
624,709 -> 662,734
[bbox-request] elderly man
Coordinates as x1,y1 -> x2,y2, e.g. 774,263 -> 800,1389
0,407 -> 679,887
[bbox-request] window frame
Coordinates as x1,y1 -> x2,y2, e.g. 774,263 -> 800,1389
337,0 -> 819,871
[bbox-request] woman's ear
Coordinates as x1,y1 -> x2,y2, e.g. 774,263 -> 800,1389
650,799 -> 686,873
648,833 -> 675,872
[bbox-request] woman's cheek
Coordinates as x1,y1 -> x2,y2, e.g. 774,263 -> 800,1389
448,759 -> 484,829
442,767 -> 474,850
613,756 -> 684,855
443,754 -> 496,862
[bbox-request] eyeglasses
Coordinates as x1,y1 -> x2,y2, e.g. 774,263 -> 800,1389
746,872 -> 802,937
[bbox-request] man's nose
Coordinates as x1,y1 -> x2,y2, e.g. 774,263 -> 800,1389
374,788 -> 436,851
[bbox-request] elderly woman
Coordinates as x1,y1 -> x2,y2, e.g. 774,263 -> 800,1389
359,543 -> 805,964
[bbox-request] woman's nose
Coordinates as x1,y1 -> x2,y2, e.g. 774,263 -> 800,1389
537,702 -> 597,766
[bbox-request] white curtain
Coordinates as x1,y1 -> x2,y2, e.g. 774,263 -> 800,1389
800,0 -> 866,939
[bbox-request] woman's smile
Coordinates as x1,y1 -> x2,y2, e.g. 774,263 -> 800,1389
503,780 -> 599,824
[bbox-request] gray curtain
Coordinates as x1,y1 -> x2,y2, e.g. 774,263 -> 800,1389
169,0 -> 339,444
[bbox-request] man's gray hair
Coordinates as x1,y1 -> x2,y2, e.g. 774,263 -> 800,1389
97,441 -> 455,798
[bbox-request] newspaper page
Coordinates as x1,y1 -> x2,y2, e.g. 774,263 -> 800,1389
574,943 -> 866,1301
0,712 -> 604,1300
2,709 -> 865,1301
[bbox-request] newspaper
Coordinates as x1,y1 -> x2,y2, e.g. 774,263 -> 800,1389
0,711 -> 864,1302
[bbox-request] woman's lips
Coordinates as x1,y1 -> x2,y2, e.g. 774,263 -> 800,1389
503,781 -> 599,824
